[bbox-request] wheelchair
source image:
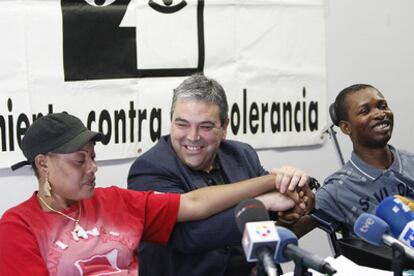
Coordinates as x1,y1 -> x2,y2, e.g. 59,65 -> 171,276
310,103 -> 413,273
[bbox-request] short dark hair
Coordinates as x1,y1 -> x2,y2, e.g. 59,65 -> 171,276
170,74 -> 229,126
333,84 -> 378,123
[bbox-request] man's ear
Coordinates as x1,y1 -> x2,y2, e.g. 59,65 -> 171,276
222,119 -> 229,139
338,120 -> 351,136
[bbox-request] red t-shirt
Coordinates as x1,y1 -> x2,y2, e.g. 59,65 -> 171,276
0,186 -> 180,275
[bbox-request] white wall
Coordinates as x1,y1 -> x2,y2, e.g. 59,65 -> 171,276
1,0 -> 414,270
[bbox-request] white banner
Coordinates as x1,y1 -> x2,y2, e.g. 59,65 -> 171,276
0,0 -> 327,168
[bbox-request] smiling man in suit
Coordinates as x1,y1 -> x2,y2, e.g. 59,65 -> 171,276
128,74 -> 314,276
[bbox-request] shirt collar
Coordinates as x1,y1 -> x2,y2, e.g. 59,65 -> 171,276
349,145 -> 401,181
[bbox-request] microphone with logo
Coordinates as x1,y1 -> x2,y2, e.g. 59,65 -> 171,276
273,226 -> 337,275
375,196 -> 414,249
234,199 -> 279,276
394,195 -> 414,211
353,212 -> 414,261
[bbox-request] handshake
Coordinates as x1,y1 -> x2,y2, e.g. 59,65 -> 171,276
255,166 -> 316,224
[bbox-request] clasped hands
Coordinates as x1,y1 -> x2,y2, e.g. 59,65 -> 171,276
256,166 -> 315,222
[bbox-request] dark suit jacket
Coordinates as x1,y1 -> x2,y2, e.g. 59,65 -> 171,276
127,135 -> 267,276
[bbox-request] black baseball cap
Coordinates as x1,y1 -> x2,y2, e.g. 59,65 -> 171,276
11,112 -> 103,171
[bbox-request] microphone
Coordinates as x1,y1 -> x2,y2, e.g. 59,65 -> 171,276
235,199 -> 278,276
354,212 -> 414,260
375,196 -> 414,248
394,195 -> 414,211
274,227 -> 337,274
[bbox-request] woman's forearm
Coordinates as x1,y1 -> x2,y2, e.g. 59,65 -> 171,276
177,174 -> 276,222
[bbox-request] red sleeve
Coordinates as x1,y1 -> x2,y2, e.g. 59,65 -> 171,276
94,187 -> 180,246
142,192 -> 180,244
0,215 -> 49,276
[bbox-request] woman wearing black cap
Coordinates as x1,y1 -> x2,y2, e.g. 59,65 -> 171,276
0,112 -> 301,275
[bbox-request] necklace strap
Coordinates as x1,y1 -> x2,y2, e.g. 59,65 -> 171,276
37,194 -> 81,223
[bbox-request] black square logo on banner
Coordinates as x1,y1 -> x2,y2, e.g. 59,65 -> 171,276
61,0 -> 205,81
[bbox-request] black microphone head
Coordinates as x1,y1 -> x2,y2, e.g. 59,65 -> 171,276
234,199 -> 269,232
322,263 -> 337,275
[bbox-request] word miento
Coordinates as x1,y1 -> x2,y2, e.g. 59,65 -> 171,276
230,87 -> 318,135
0,98 -> 161,152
